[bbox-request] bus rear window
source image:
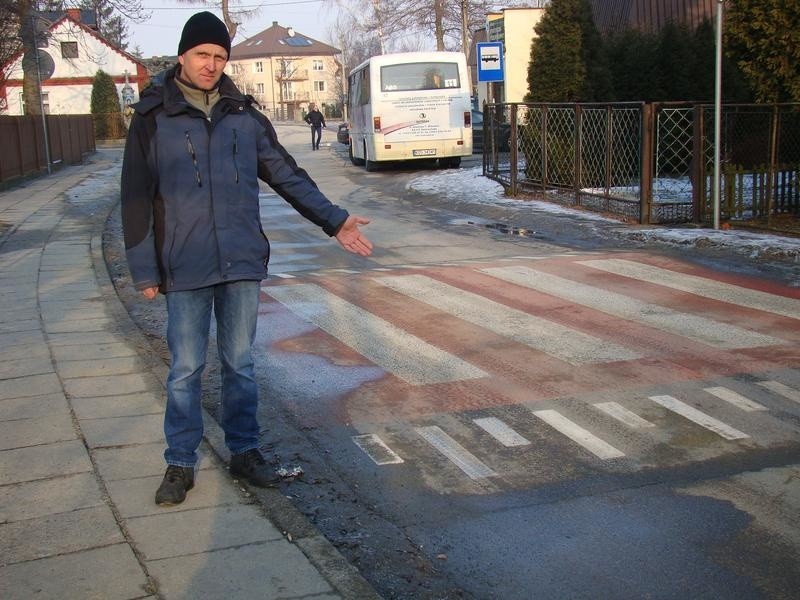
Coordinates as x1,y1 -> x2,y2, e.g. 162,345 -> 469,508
380,62 -> 460,92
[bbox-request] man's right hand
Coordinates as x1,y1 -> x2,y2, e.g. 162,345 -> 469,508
141,286 -> 159,299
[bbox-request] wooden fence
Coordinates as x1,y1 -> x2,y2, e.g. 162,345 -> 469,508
0,114 -> 95,185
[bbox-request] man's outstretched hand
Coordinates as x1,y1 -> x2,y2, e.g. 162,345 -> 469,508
335,215 -> 373,257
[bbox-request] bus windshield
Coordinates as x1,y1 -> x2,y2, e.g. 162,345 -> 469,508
380,62 -> 461,92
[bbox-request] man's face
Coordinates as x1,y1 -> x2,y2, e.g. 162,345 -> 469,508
178,43 -> 228,90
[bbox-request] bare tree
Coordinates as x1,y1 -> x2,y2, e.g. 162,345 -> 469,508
176,0 -> 262,40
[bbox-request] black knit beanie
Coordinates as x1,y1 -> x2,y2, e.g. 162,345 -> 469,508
178,12 -> 231,56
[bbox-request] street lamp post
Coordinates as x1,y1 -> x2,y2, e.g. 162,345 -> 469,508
712,0 -> 724,229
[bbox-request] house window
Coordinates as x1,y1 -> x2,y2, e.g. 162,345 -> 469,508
254,61 -> 263,73
61,41 -> 78,59
20,91 -> 49,114
230,64 -> 239,74
255,83 -> 264,94
312,60 -> 324,71
313,80 -> 325,92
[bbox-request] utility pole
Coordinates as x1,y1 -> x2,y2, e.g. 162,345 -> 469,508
461,0 -> 472,97
712,0 -> 724,230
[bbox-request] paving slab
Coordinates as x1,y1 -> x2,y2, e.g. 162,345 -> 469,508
0,505 -> 125,565
80,412 -> 165,448
57,356 -> 143,379
0,356 -> 54,379
146,540 -> 334,600
0,342 -> 50,362
93,442 -> 215,482
46,331 -> 120,346
0,472 -> 104,523
49,341 -> 138,361
0,319 -> 39,334
128,503 -> 283,560
71,390 -> 163,419
0,330 -> 46,349
62,372 -> 153,398
0,543 -> 148,600
44,317 -> 114,334
0,439 -> 92,485
108,468 -> 242,519
0,393 -> 69,420
0,413 -> 77,450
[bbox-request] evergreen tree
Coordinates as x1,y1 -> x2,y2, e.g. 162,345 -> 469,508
655,23 -> 695,101
606,29 -> 659,101
90,69 -> 123,138
526,0 -> 586,102
725,0 -> 800,102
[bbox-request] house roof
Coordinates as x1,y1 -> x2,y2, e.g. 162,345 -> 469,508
230,22 -> 340,59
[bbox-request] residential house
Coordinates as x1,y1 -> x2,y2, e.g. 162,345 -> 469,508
1,9 -> 148,115
227,21 -> 342,121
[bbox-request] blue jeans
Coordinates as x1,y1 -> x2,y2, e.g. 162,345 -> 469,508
311,125 -> 322,148
164,280 -> 261,467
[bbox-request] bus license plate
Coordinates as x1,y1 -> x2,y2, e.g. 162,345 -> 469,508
413,149 -> 437,156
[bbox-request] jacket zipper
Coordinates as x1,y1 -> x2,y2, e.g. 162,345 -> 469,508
184,131 -> 202,187
232,129 -> 239,183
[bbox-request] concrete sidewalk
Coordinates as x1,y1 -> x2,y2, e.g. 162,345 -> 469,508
0,147 -> 379,600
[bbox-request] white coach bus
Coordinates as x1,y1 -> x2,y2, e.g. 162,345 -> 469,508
346,51 -> 473,170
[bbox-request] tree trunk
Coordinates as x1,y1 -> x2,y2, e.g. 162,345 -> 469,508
19,1 -> 43,116
434,0 -> 445,51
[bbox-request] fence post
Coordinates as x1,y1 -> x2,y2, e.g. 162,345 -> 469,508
640,103 -> 654,225
510,103 -> 518,196
691,104 -> 704,223
574,104 -> 582,204
766,104 -> 779,224
541,105 -> 548,192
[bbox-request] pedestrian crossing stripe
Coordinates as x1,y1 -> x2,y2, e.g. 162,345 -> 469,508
756,380 -> 800,404
375,274 -> 640,365
593,401 -> 656,428
703,386 -> 767,412
649,394 -> 750,440
480,266 -> 783,349
533,409 -> 626,459
416,425 -> 497,479
352,434 -> 404,465
580,259 -> 800,320
473,417 -> 531,446
264,283 -> 487,385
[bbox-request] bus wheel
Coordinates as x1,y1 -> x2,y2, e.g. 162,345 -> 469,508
364,143 -> 378,172
349,142 -> 365,166
445,157 -> 461,169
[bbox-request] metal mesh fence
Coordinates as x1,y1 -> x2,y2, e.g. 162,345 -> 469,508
483,102 -> 800,229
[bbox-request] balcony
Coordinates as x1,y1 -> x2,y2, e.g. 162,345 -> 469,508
275,69 -> 308,81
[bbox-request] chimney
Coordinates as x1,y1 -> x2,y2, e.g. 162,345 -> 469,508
272,21 -> 278,27
66,8 -> 81,22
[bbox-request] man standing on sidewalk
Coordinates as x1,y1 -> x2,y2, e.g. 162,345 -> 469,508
304,103 -> 326,150
120,11 -> 372,506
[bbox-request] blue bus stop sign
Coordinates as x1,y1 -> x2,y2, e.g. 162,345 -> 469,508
476,42 -> 504,82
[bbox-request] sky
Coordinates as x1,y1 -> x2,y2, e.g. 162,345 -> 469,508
129,0 -> 338,57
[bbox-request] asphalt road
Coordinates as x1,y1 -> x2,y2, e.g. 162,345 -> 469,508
110,124 -> 800,599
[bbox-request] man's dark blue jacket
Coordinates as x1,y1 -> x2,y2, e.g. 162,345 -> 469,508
121,67 -> 348,293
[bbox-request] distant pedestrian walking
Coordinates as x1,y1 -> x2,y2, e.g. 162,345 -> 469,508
304,103 -> 326,150
120,11 -> 372,507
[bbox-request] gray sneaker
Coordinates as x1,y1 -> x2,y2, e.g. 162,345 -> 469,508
229,449 -> 280,487
155,465 -> 195,506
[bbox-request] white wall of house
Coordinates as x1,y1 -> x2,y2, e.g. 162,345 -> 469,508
3,18 -> 142,115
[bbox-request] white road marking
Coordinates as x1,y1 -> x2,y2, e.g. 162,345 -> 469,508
265,283 -> 487,385
580,258 -> 800,320
532,409 -> 625,459
593,402 -> 656,428
375,274 -> 639,365
352,434 -> 404,465
482,266 -> 782,349
649,395 -> 750,440
415,426 -> 497,479
473,417 -> 531,446
272,273 -> 296,279
756,380 -> 800,404
704,386 -> 768,412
